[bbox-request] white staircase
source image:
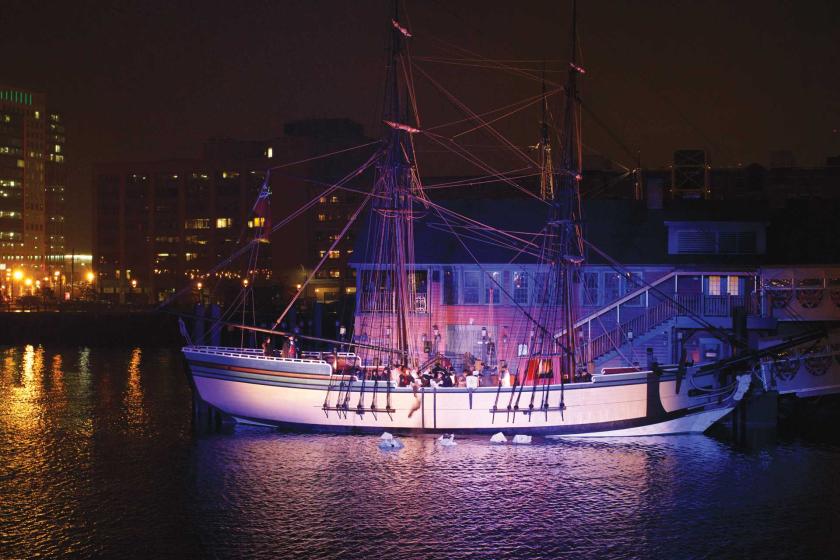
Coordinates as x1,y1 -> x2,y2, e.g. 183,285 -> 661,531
595,318 -> 675,370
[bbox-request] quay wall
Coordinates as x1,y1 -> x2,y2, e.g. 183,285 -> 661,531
0,311 -> 183,346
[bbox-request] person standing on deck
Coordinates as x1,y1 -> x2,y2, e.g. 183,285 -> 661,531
500,363 -> 511,387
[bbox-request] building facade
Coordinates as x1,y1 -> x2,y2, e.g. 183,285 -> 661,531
92,119 -> 371,303
351,187 -> 840,397
0,87 -> 47,270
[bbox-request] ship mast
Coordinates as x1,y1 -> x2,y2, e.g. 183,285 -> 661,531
538,70 -> 555,202
555,0 -> 585,380
365,0 -> 420,367
531,0 -> 584,384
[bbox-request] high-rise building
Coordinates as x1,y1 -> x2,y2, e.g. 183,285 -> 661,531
0,86 -> 60,274
45,112 -> 66,260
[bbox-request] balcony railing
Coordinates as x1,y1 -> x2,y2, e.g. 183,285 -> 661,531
674,294 -> 750,317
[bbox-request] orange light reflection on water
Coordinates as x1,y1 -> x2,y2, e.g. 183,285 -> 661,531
124,348 -> 148,431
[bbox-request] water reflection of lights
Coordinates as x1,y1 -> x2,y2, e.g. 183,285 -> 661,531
51,353 -> 64,394
124,348 -> 148,430
7,345 -> 46,433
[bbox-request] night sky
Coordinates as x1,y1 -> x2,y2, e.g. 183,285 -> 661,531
3,0 -> 838,252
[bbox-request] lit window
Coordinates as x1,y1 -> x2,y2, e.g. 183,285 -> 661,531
216,218 -> 232,229
317,213 -> 327,222
728,276 -> 740,296
708,276 -> 721,296
328,250 -> 340,259
185,218 -> 210,229
266,147 -> 273,159
330,195 -> 339,203
329,269 -> 341,278
55,144 -> 61,154
248,217 -> 265,228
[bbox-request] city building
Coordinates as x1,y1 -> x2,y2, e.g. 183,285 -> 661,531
0,86 -> 70,301
45,112 -> 66,260
0,87 -> 46,269
92,119 -> 372,303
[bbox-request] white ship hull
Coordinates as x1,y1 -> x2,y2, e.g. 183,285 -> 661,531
184,346 -> 747,437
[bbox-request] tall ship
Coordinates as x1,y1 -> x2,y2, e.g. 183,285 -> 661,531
179,2 -> 806,437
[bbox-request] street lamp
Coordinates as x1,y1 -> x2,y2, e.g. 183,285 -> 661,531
85,271 -> 96,301
12,270 -> 22,298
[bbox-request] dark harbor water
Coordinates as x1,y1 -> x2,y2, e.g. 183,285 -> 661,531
1,346 -> 839,559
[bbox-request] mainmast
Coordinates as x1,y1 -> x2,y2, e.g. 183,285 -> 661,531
365,0 -> 420,366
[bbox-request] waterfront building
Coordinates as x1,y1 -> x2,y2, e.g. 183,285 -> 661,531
351,179 -> 840,397
45,112 -> 66,261
93,119 -> 371,303
0,87 -> 47,271
0,86 -> 70,302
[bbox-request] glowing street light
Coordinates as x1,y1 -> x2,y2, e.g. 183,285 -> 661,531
13,270 -> 23,281
86,271 -> 95,283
